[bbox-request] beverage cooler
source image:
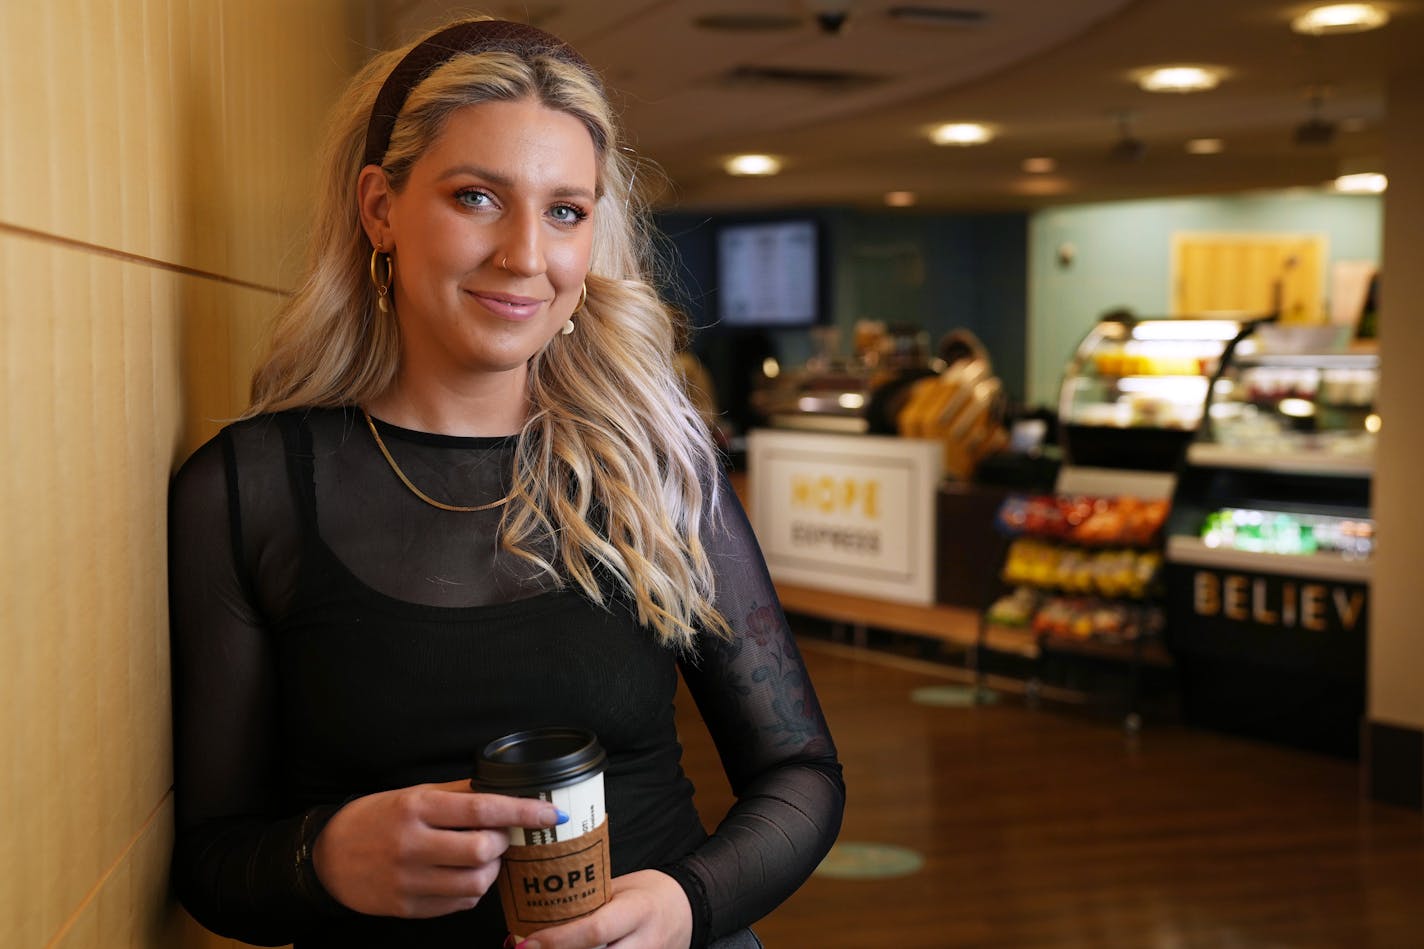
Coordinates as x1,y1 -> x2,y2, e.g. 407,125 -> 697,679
1163,328 -> 1377,758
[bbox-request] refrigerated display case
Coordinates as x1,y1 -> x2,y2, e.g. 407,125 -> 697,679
1058,315 -> 1248,471
1164,330 -> 1376,758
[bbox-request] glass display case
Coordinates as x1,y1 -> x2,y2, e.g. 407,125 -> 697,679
1194,337 -> 1378,477
1058,316 -> 1244,471
1162,326 -> 1375,758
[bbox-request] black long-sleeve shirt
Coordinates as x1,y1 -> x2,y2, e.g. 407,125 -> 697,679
168,408 -> 844,948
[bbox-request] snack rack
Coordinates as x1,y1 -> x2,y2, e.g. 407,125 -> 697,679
973,466 -> 1177,732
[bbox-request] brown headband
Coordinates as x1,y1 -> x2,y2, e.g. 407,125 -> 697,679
362,19 -> 597,168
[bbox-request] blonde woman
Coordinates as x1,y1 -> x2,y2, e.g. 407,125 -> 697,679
168,18 -> 843,949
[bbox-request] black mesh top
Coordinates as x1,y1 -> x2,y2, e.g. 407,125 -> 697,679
168,407 -> 844,948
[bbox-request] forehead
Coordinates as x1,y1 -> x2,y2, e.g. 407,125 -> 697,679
418,98 -> 599,187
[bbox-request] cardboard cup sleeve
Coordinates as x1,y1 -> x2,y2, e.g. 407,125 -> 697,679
496,817 -> 611,933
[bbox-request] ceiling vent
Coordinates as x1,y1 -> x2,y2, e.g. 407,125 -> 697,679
720,65 -> 885,93
886,5 -> 988,27
693,13 -> 802,32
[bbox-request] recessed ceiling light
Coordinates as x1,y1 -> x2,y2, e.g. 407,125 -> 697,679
1291,3 -> 1389,35
1334,172 -> 1387,193
929,122 -> 994,146
884,190 -> 918,207
1021,157 -> 1056,174
1137,65 -> 1223,93
1186,138 -> 1225,154
724,154 -> 782,176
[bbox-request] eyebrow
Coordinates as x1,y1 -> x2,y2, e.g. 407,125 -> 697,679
436,164 -> 596,202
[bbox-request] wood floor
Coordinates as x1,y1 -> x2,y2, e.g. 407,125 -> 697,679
676,637 -> 1424,949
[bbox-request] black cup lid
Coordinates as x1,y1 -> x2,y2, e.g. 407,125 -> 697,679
473,727 -> 606,792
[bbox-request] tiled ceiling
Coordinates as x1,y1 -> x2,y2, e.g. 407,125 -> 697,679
375,0 -> 1423,211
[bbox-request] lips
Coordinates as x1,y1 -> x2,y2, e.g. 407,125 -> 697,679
466,289 -> 548,322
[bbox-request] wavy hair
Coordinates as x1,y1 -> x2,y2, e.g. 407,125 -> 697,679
248,20 -> 728,647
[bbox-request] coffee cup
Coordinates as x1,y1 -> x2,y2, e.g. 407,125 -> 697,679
472,727 -> 610,935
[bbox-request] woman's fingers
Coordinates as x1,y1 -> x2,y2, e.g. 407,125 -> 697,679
417,784 -> 565,831
311,783 -> 566,917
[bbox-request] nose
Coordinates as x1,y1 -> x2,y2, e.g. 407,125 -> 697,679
497,205 -> 546,277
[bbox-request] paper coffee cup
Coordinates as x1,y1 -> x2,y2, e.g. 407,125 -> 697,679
472,728 -> 610,934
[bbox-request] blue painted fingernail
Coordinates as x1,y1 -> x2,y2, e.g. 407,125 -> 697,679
555,808 -> 570,825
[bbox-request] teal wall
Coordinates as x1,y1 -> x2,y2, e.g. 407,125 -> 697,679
1027,191 -> 1383,407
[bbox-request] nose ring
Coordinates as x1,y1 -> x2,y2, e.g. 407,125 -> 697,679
500,256 -> 510,271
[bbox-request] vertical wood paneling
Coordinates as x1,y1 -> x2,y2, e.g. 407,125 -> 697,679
0,1 -> 364,947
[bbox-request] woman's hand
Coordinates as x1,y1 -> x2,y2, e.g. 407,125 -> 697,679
312,779 -> 564,918
509,869 -> 693,949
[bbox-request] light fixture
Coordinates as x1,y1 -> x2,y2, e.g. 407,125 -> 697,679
1132,320 -> 1241,341
1334,172 -> 1387,193
1136,65 -> 1223,93
884,190 -> 917,207
1108,113 -> 1146,162
929,122 -> 994,146
1291,3 -> 1389,35
1021,156 -> 1056,173
1294,87 -> 1336,146
724,154 -> 782,176
1186,138 -> 1225,155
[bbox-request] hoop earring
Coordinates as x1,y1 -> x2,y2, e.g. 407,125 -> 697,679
561,281 -> 587,336
370,247 -> 393,313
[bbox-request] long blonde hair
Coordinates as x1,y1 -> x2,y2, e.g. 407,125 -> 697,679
249,20 -> 728,647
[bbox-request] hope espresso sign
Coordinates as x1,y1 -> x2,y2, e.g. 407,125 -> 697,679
748,429 -> 943,604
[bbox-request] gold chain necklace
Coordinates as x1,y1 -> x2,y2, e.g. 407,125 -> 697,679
362,408 -> 512,513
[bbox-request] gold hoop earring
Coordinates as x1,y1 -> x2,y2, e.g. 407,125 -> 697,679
370,247 -> 393,313
576,281 -> 588,312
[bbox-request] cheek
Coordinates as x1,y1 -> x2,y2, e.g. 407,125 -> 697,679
549,240 -> 593,289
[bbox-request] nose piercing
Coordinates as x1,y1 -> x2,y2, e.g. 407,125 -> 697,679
500,256 -> 510,270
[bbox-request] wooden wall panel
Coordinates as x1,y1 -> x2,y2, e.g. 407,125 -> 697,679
0,0 -> 361,288
0,1 -> 364,947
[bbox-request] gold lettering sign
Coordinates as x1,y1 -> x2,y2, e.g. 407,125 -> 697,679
790,475 -> 881,519
1334,588 -> 1365,632
1189,570 -> 1366,633
1194,571 -> 1220,616
1301,584 -> 1327,632
1252,578 -> 1277,624
1224,575 -> 1249,622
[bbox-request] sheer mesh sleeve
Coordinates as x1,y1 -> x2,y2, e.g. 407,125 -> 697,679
168,431 -> 349,944
664,473 -> 846,947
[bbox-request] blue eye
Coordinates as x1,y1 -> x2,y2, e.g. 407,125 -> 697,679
455,189 -> 492,208
551,203 -> 589,225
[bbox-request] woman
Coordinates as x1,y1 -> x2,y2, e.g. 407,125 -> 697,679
168,17 -> 844,949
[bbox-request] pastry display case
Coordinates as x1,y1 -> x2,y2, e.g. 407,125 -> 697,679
1058,316 -> 1244,471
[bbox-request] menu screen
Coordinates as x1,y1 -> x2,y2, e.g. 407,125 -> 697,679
716,219 -> 821,327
